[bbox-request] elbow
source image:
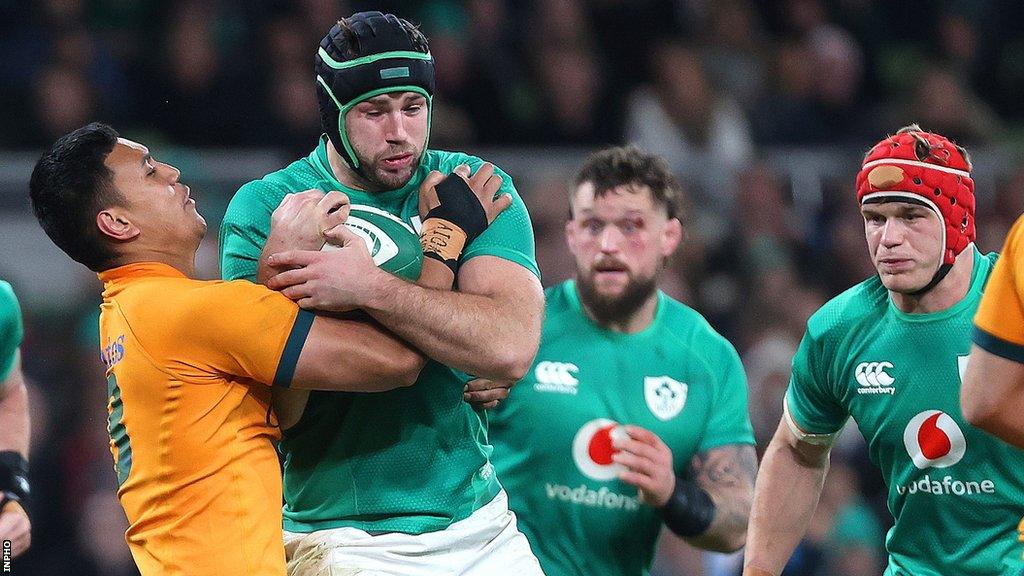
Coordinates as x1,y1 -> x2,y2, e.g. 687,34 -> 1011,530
395,363 -> 422,388
721,529 -> 748,554
713,507 -> 751,553
698,530 -> 747,554
386,349 -> 426,389
490,351 -> 533,382
490,332 -> 540,381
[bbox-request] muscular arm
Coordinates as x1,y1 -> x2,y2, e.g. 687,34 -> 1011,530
289,256 -> 460,390
685,443 -> 758,552
360,256 -> 544,381
743,418 -> 832,576
961,344 -> 1024,448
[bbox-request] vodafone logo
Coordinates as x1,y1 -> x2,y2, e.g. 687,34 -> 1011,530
572,419 -> 627,481
903,410 -> 966,469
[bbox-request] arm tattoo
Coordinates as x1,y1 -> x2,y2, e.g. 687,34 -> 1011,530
691,444 -> 758,488
690,444 -> 758,530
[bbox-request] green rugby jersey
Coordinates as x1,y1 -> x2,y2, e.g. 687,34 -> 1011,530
786,248 -> 1024,575
220,137 -> 539,534
489,281 -> 754,576
0,281 -> 23,381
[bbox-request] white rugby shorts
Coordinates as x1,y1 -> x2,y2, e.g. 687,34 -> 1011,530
283,490 -> 545,576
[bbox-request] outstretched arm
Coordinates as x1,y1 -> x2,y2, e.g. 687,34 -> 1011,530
743,416 -> 832,576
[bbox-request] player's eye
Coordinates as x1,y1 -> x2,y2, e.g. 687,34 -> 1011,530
405,105 -> 422,114
146,162 -> 157,176
619,219 -> 643,233
583,219 -> 604,234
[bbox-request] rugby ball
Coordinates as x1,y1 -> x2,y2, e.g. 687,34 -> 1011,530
322,204 -> 422,281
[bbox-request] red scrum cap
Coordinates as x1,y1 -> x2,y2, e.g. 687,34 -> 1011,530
855,128 -> 975,265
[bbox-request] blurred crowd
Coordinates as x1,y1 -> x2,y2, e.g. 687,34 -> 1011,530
5,0 -> 1024,575
6,0 -> 1024,152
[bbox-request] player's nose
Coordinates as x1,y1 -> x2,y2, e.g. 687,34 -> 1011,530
160,162 -> 181,185
383,112 -> 409,143
599,226 -> 623,252
879,219 -> 905,247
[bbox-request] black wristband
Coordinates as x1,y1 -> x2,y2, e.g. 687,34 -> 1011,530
660,477 -> 715,537
427,175 -> 488,245
423,250 -> 458,274
0,450 -> 29,518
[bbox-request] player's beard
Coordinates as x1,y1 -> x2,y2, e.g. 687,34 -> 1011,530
576,267 -> 660,325
357,145 -> 424,192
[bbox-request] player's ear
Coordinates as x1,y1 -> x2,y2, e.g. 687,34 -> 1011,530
97,207 -> 140,242
661,217 -> 682,257
564,218 -> 579,254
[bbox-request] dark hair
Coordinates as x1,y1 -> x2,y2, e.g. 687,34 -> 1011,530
29,122 -> 123,272
335,14 -> 429,58
572,145 -> 683,220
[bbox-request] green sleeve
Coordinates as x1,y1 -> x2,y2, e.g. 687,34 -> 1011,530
441,155 -> 540,279
784,328 -> 848,434
0,281 -> 24,381
698,335 -> 755,452
219,181 -> 278,282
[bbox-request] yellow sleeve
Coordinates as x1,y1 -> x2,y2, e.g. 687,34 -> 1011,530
169,280 -> 314,387
974,215 -> 1024,362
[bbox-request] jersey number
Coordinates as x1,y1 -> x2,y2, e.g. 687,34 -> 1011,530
107,373 -> 133,486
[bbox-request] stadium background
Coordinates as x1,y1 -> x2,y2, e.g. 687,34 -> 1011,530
2,0 -> 1023,574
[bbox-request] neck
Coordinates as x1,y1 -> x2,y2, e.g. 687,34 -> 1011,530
580,290 -> 660,334
890,247 -> 974,314
326,140 -> 377,192
114,248 -> 197,278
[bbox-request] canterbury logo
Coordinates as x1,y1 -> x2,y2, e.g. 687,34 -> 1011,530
855,361 -> 896,395
534,361 -> 579,394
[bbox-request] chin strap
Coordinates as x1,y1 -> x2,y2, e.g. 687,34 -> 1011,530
907,262 -> 953,297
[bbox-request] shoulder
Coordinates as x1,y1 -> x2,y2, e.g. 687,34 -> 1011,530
226,156 -> 319,218
805,276 -> 887,342
118,278 -> 287,330
658,295 -> 738,356
186,278 -> 289,309
973,248 -> 999,289
424,149 -> 515,183
979,249 -> 999,270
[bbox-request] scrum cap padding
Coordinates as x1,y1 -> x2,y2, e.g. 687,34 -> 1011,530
315,12 -> 435,170
856,130 -> 975,265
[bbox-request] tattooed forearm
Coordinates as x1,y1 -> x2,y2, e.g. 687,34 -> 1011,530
683,444 -> 759,552
693,444 -> 759,487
